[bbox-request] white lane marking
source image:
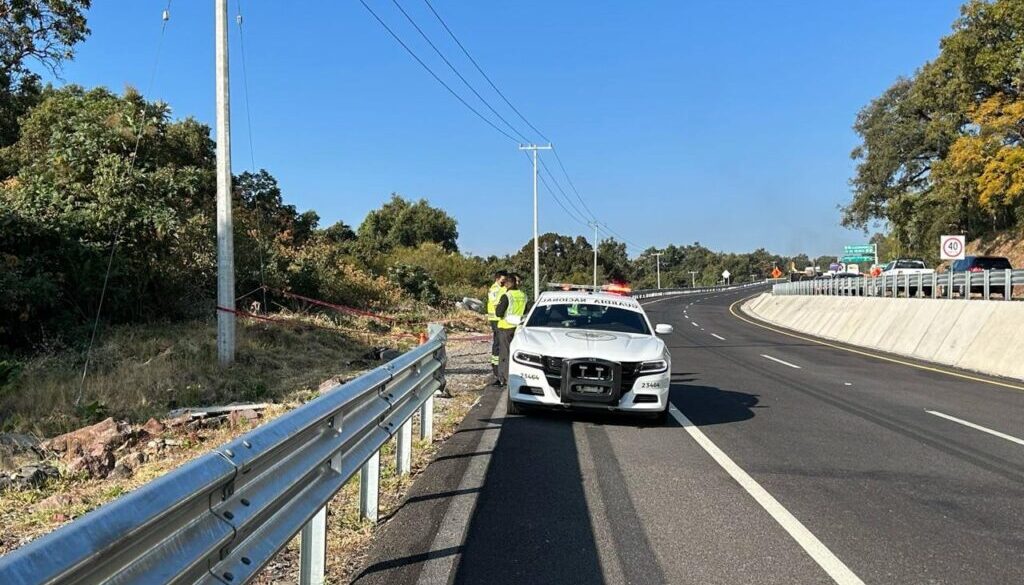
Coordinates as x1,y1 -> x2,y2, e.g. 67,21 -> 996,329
761,354 -> 802,369
692,322 -> 699,327
700,328 -> 705,331
843,382 -> 852,387
639,294 -> 688,306
711,333 -> 726,341
670,406 -> 866,585
416,396 -> 504,584
926,410 -> 1024,447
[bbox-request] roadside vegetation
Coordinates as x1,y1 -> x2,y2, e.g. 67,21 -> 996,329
0,2 -> 832,438
847,0 -> 1024,263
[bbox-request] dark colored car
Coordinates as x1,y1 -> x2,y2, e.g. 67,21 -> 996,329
949,256 -> 1013,297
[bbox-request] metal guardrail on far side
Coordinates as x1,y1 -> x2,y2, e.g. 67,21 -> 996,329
632,280 -> 774,300
772,269 -> 1024,301
0,324 -> 448,585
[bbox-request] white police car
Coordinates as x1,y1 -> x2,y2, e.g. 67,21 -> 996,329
506,290 -> 674,422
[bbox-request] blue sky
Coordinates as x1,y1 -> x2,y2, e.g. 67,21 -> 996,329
51,1 -> 963,258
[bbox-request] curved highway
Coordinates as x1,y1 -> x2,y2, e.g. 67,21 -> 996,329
353,288 -> 1024,585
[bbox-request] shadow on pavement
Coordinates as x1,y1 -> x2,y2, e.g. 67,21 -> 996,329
452,410 -> 605,584
670,381 -> 761,427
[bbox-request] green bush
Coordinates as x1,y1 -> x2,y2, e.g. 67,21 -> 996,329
388,264 -> 442,306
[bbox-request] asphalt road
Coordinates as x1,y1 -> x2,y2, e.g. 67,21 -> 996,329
353,288 -> 1024,584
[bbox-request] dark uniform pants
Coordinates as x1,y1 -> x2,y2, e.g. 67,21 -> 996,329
497,327 -> 516,385
489,321 -> 500,374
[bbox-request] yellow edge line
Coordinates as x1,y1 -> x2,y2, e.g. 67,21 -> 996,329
727,294 -> 1024,393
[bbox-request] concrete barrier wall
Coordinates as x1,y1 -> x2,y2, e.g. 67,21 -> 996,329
743,294 -> 1024,381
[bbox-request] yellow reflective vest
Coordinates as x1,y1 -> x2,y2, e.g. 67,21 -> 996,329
486,283 -> 506,321
497,289 -> 528,329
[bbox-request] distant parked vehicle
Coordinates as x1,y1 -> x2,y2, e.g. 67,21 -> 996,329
832,272 -> 864,295
949,256 -> 1013,297
881,258 -> 934,296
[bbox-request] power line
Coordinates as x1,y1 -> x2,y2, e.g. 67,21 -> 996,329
235,0 -> 256,171
538,156 -> 593,222
235,0 -> 268,314
418,0 -> 612,230
523,152 -> 589,229
79,1 -> 175,404
551,146 -> 597,219
389,0 -> 531,143
600,221 -> 647,252
367,0 -> 646,251
421,0 -> 551,143
356,0 -> 519,143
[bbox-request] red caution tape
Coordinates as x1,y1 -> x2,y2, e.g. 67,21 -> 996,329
275,289 -> 396,322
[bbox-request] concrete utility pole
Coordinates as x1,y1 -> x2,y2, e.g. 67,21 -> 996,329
215,0 -> 236,365
519,144 -> 552,300
589,221 -> 600,288
689,271 -> 698,288
652,252 -> 663,289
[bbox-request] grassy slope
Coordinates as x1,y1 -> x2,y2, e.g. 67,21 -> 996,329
0,314 -> 426,436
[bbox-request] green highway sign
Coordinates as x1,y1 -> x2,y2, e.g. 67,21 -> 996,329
841,255 -> 874,263
843,245 -> 874,254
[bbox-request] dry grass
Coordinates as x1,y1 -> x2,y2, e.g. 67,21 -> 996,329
0,322 -> 492,583
0,313 -> 432,436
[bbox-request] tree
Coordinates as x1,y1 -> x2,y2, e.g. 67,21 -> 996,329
0,1 -> 91,153
845,0 -> 1024,254
358,194 -> 459,252
597,238 -> 630,281
0,86 -> 216,336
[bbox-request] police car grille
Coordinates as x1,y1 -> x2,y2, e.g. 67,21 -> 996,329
619,362 -> 642,392
541,356 -> 563,388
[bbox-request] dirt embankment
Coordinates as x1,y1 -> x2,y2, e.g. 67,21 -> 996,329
0,336 -> 491,582
969,229 -> 1024,267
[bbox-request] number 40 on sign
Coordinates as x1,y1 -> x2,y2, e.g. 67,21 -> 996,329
940,235 -> 965,261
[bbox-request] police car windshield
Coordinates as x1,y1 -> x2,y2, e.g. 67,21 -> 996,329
526,303 -> 650,335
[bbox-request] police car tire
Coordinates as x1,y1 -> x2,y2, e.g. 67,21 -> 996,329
506,391 -> 522,415
650,406 -> 669,425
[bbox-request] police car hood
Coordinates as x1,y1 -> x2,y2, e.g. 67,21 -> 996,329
513,327 -> 665,362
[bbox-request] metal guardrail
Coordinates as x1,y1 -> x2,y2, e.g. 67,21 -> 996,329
0,324 -> 448,585
632,280 -> 771,300
772,269 -> 1024,301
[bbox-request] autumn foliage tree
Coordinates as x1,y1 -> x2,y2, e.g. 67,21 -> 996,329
846,0 -> 1024,259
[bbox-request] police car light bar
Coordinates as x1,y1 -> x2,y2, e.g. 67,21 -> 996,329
545,282 -> 632,295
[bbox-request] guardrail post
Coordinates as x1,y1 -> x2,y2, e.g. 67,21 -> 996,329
1006,269 -> 1012,300
359,451 -> 380,522
947,273 -> 954,299
300,449 -> 340,585
396,419 -> 412,475
299,504 -> 328,585
419,395 -> 434,444
983,270 -> 990,300
964,271 -> 972,300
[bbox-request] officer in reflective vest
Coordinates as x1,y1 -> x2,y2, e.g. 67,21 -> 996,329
494,274 -> 528,386
486,270 -> 508,382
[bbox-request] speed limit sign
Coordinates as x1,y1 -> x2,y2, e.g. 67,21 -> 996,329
940,235 -> 965,260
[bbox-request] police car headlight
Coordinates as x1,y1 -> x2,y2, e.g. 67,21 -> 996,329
513,351 -> 543,367
639,359 -> 668,375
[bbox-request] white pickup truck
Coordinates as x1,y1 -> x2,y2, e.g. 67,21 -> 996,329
880,258 -> 934,296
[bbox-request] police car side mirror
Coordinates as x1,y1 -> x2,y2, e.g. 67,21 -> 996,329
655,324 -> 674,335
